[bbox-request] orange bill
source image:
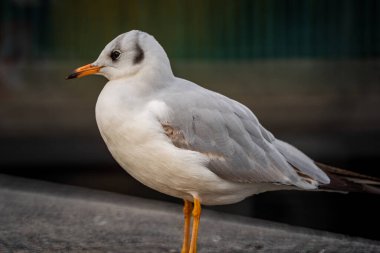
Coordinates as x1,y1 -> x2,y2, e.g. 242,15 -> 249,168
66,64 -> 101,79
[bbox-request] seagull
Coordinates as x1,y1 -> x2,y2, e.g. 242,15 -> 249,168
67,30 -> 380,253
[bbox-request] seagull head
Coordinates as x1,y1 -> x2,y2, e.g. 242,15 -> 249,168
66,30 -> 173,81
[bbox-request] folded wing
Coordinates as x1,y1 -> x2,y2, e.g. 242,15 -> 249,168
158,80 -> 330,189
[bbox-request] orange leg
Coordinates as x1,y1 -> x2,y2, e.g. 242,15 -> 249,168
189,197 -> 201,253
181,200 -> 193,253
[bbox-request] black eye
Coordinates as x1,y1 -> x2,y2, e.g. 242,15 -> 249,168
110,50 -> 121,61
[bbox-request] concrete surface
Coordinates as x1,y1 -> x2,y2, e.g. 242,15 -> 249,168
0,173 -> 380,253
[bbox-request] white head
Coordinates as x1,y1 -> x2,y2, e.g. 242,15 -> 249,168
67,30 -> 173,81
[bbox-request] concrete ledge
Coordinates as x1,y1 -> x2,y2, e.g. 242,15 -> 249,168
0,174 -> 379,253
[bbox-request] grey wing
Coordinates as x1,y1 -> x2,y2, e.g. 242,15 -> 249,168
159,80 -> 330,189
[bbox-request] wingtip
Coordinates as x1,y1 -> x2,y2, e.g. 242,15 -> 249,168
363,185 -> 380,195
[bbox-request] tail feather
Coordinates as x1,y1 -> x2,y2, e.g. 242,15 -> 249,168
316,162 -> 380,194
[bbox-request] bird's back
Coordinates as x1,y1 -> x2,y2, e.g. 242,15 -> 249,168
156,78 -> 330,190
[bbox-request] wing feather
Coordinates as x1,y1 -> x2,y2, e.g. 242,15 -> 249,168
157,79 -> 329,189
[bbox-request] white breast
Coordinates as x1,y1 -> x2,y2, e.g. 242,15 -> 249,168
95,81 -> 278,205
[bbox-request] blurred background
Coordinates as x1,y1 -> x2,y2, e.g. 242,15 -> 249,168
1,0 -> 380,241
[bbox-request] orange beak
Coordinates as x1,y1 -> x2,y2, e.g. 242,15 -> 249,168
66,64 -> 102,79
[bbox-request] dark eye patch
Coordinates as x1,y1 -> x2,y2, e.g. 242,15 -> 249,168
110,50 -> 121,61
133,43 -> 144,65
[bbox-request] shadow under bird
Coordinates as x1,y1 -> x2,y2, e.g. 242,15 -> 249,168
66,30 -> 380,253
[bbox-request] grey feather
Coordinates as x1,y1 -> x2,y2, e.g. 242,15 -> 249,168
273,140 -> 330,184
156,79 -> 330,189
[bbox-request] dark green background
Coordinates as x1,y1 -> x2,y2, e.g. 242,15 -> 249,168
1,0 -> 379,60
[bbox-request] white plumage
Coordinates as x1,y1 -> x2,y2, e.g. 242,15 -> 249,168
90,30 -> 329,205
67,30 -> 333,253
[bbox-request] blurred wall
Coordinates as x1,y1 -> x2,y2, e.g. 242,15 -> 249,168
1,0 -> 380,60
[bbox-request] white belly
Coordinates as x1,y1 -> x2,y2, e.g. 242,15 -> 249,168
95,86 -> 275,205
